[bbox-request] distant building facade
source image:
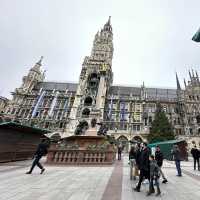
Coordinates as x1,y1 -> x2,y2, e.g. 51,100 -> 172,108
3,17 -> 200,147
0,96 -> 9,115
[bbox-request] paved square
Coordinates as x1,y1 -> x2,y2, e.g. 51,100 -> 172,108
0,156 -> 200,200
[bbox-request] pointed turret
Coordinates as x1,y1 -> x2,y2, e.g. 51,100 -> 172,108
32,56 -> 44,72
184,78 -> 187,88
189,70 -> 192,80
36,56 -> 43,66
176,72 -> 181,90
103,16 -> 112,32
196,70 -> 200,83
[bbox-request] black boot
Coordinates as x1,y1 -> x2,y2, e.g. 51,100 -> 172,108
133,187 -> 140,192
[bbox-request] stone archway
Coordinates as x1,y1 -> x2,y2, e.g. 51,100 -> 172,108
84,96 -> 93,106
117,135 -> 129,152
82,108 -> 90,118
132,136 -> 143,143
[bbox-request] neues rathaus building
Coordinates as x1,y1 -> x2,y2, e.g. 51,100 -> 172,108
2,17 -> 200,148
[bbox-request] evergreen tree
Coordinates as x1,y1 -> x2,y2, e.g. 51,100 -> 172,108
147,103 -> 175,143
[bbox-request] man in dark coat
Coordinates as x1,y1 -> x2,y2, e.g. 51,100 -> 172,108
191,146 -> 200,171
26,139 -> 49,174
171,145 -> 182,176
155,145 -> 168,183
117,144 -> 122,160
134,142 -> 150,192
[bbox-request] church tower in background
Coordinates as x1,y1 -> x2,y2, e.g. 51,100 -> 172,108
66,17 -> 114,135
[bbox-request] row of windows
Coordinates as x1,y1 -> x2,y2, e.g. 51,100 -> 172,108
188,95 -> 200,101
106,123 -> 141,131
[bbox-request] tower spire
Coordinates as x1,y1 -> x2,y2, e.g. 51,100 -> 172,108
36,56 -> 43,66
103,16 -> 112,32
176,72 -> 181,90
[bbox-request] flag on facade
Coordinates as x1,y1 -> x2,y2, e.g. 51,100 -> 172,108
108,95 -> 113,120
31,89 -> 46,118
48,91 -> 59,117
62,98 -> 68,118
120,100 -> 126,121
192,27 -> 200,42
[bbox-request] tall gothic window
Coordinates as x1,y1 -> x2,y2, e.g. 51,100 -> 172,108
84,96 -> 93,106
82,108 -> 90,118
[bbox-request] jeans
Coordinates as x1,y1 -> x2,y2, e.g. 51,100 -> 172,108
29,155 -> 43,173
149,176 -> 160,192
175,160 -> 182,176
158,166 -> 166,179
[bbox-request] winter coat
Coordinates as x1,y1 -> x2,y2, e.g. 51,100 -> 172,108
191,148 -> 199,159
138,148 -> 150,171
35,143 -> 48,157
118,146 -> 122,153
155,150 -> 164,167
129,150 -> 136,160
150,160 -> 160,178
171,148 -> 181,161
135,149 -> 141,167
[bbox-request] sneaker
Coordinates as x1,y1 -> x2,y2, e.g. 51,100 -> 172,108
40,168 -> 45,174
162,179 -> 168,183
176,174 -> 182,177
26,171 -> 31,174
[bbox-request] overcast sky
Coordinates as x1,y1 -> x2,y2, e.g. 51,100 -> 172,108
0,0 -> 200,98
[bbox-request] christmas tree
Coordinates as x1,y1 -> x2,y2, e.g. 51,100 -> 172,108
147,103 -> 175,143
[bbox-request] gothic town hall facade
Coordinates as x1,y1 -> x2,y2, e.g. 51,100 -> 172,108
3,17 -> 200,148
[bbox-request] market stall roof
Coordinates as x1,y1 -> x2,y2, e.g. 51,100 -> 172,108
148,139 -> 186,147
0,122 -> 51,135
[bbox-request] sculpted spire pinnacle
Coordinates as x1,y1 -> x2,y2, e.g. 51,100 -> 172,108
36,56 -> 43,66
103,16 -> 112,32
176,72 -> 181,90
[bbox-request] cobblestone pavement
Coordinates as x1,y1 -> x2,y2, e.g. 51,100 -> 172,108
0,156 -> 200,200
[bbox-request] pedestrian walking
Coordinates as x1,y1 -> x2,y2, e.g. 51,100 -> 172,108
190,145 -> 200,171
171,145 -> 182,177
26,139 -> 49,174
117,144 -> 122,160
155,145 -> 168,183
147,155 -> 161,196
129,146 -> 137,180
134,142 -> 150,192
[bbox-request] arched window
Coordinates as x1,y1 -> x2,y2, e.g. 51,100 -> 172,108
88,73 -> 99,88
84,96 -> 93,106
132,136 -> 143,143
196,115 -> 200,124
82,108 -> 90,118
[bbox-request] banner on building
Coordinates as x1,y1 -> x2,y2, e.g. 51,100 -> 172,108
48,91 -> 59,117
31,89 -> 46,118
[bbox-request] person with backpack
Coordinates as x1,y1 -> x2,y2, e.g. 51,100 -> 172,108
26,139 -> 49,174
